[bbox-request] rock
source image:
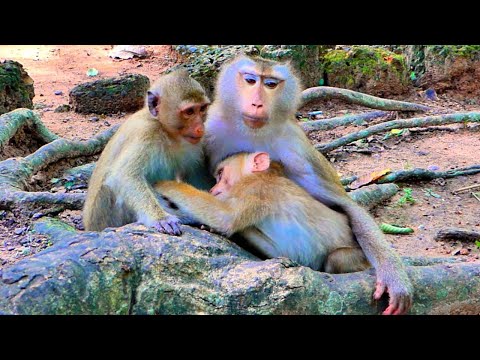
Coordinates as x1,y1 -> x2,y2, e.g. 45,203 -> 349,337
0,60 -> 35,115
54,90 -> 63,96
89,116 -> 99,122
108,45 -> 149,60
54,104 -> 71,113
320,46 -> 410,97
14,227 -> 26,235
422,88 -> 438,101
103,121 -> 110,127
69,74 -> 150,114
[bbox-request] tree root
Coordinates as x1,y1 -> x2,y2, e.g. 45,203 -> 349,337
0,109 -> 59,149
301,111 -> 393,132
1,222 -> 480,315
0,110 -> 119,210
349,183 -> 399,208
300,86 -> 430,111
317,111 -> 480,153
341,165 -> 480,188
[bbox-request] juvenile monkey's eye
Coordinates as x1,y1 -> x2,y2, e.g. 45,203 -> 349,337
185,108 -> 194,116
264,78 -> 280,89
243,74 -> 257,85
216,168 -> 224,180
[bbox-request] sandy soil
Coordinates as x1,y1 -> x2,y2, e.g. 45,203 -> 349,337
0,45 -> 479,267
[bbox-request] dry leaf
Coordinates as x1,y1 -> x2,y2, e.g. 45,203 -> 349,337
349,168 -> 392,190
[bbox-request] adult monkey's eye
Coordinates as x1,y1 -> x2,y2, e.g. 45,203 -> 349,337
185,107 -> 194,115
243,74 -> 257,85
200,104 -> 208,112
264,78 -> 279,89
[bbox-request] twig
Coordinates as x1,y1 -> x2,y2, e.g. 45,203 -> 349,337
300,86 -> 430,111
452,184 -> 480,194
316,112 -> 480,153
472,192 -> 480,203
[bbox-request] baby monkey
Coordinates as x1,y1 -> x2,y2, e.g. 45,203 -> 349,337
155,152 -> 370,273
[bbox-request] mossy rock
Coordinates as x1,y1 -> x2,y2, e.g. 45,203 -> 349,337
0,60 -> 34,115
69,74 -> 150,114
404,45 -> 480,99
320,46 -> 410,97
171,45 -> 328,97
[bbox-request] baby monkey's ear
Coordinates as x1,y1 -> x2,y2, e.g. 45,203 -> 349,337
248,152 -> 271,173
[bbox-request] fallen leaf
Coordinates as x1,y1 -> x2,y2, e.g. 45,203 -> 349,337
349,168 -> 392,189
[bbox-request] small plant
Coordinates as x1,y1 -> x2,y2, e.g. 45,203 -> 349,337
475,241 -> 480,249
397,187 -> 416,206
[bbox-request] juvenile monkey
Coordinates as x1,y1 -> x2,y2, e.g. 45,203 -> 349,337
202,55 -> 413,315
83,69 -> 213,234
155,152 -> 370,273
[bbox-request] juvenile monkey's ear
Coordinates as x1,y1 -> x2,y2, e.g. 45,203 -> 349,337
147,90 -> 160,117
250,152 -> 270,172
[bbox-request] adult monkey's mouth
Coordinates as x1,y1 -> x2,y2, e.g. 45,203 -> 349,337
243,115 -> 267,129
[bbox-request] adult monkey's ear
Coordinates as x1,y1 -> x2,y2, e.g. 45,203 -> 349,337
147,90 -> 160,117
248,152 -> 271,173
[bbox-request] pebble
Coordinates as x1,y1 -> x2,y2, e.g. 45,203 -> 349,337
7,247 -> 15,251
14,227 -> 26,235
460,249 -> 470,255
104,121 -> 111,126
54,90 -> 63,95
90,116 -> 99,122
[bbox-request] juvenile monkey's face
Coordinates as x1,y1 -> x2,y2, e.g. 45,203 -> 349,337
176,100 -> 210,144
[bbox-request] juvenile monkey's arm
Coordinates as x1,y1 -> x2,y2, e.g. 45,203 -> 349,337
115,175 -> 182,235
155,181 -> 269,236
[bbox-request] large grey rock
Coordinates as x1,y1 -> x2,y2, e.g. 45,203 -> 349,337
0,60 -> 34,115
69,74 -> 150,114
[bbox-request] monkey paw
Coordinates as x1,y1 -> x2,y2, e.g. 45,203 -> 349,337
153,215 -> 182,236
373,280 -> 413,315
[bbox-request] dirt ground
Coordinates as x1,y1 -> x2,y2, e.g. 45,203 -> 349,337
0,45 -> 479,267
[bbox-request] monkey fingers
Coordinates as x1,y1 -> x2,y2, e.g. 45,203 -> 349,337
374,281 -> 411,315
153,215 -> 182,236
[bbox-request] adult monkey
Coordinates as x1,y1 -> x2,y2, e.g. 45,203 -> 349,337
203,55 -> 413,315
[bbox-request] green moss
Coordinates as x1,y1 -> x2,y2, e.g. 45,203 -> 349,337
320,46 -> 408,90
427,45 -> 480,59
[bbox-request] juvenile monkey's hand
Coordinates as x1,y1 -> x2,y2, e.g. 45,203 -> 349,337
152,215 -> 182,236
373,270 -> 413,315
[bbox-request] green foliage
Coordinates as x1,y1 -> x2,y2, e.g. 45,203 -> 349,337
396,187 -> 416,206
